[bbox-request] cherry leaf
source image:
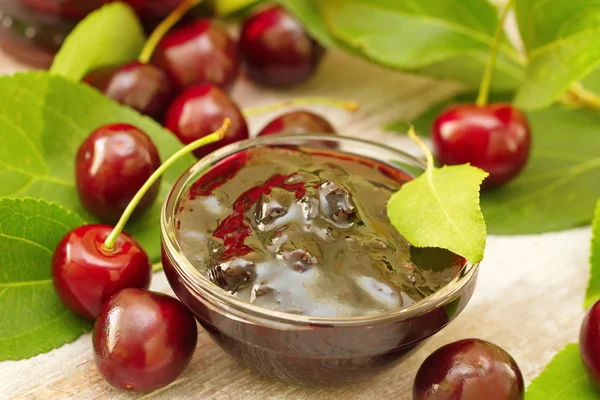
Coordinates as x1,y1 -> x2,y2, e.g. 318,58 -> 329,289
526,343 -> 597,399
0,198 -> 92,361
387,130 -> 488,264
50,2 -> 145,81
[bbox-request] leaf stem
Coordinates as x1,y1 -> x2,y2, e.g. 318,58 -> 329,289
475,0 -> 516,107
138,0 -> 203,64
408,127 -> 434,172
242,97 -> 359,117
103,118 -> 231,251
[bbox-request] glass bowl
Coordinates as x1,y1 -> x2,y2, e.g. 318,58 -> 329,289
160,134 -> 479,386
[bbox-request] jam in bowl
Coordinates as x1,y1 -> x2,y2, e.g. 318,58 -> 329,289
160,134 -> 479,386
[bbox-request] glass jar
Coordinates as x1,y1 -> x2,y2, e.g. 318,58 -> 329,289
160,134 -> 480,386
0,0 -> 182,66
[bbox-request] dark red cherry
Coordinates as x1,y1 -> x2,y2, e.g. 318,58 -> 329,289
93,288 -> 198,391
52,225 -> 152,320
106,0 -> 182,21
76,123 -> 161,224
432,103 -> 531,188
413,339 -> 524,400
258,110 -> 336,136
152,19 -> 239,92
580,299 -> 600,388
163,83 -> 249,158
84,61 -> 172,119
240,5 -> 325,87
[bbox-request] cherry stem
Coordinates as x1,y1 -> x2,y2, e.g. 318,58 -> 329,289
475,0 -> 515,107
103,118 -> 231,251
242,97 -> 359,117
563,83 -> 600,111
138,0 -> 203,64
408,126 -> 434,172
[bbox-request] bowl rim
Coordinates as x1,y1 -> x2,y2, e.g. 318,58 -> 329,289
160,133 -> 480,327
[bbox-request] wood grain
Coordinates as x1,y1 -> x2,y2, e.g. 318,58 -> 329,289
0,47 -> 590,400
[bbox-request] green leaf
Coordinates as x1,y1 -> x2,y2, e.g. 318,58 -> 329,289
386,92 -> 600,235
387,133 -> 488,263
526,343 -> 597,399
480,106 -> 600,234
0,198 -> 92,361
50,3 -> 145,81
0,72 -> 194,262
317,0 -> 524,92
585,200 -> 600,308
213,0 -> 261,16
514,0 -> 600,110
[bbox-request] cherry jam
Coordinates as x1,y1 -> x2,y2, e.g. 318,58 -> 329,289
175,146 -> 465,318
162,142 -> 478,385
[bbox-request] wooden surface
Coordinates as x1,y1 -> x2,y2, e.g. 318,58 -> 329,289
0,46 -> 591,400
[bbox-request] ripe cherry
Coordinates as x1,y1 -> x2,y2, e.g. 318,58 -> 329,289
93,288 -> 198,391
580,299 -> 600,388
240,5 -> 325,87
76,123 -> 161,224
152,19 -> 239,92
84,62 -> 172,119
432,103 -> 531,188
431,1 -> 531,189
164,83 -> 249,159
413,339 -> 524,400
113,0 -> 183,21
52,225 -> 152,320
258,110 -> 336,137
55,120 -> 231,321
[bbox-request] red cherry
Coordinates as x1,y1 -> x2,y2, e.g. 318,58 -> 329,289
76,123 -> 161,224
240,5 -> 325,87
105,0 -> 182,20
84,61 -> 173,119
432,103 -> 531,188
52,225 -> 152,320
413,339 -> 524,400
93,288 -> 198,391
580,299 -> 600,388
19,0 -> 102,17
152,20 -> 239,92
258,110 -> 336,136
163,83 -> 249,159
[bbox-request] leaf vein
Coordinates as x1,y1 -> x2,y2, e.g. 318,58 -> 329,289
0,233 -> 52,255
426,167 -> 473,255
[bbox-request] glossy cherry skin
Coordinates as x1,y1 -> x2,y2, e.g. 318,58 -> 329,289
580,299 -> 600,388
84,61 -> 172,119
240,5 -> 325,87
432,103 -> 531,188
413,339 -> 524,400
163,83 -> 249,159
258,110 -> 336,136
152,20 -> 239,92
76,123 -> 161,224
93,288 -> 198,391
52,225 -> 152,321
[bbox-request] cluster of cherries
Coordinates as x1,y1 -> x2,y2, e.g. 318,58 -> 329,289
52,119 -> 231,392
83,2 -> 332,160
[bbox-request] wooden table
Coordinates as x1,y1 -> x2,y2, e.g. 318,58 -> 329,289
0,46 -> 590,400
